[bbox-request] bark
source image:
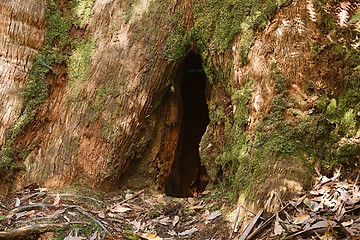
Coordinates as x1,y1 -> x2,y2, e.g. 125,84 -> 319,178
0,0 -> 46,148
1,0 -> 359,213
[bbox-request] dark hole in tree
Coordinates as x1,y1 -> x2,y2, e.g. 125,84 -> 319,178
165,52 -> 210,197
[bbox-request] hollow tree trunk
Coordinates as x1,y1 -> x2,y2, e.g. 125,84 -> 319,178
1,0 -> 359,212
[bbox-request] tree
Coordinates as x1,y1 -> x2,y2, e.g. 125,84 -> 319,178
1,0 -> 359,211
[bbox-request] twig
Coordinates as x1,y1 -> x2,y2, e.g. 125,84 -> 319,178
247,203 -> 290,240
20,192 -> 46,202
239,209 -> 264,240
9,203 -> 110,234
10,203 -> 58,214
0,223 -> 68,239
118,189 -> 145,205
283,227 -> 328,239
334,220 -> 352,239
44,193 -> 105,206
346,204 -> 360,213
240,205 -> 257,216
229,203 -> 241,240
0,202 -> 7,210
72,206 -> 110,234
328,219 -> 340,239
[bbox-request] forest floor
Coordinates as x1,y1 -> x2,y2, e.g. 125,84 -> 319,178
0,171 -> 359,240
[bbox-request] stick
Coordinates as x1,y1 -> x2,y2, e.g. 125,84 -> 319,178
229,203 -> 242,240
45,193 -> 105,206
240,205 -> 257,216
247,203 -> 290,240
20,192 -> 46,201
0,223 -> 67,239
10,203 -> 57,214
239,209 -> 264,240
118,189 -> 145,205
334,220 -> 352,239
0,202 -> 7,210
283,227 -> 328,239
72,206 -> 110,234
9,204 -> 110,235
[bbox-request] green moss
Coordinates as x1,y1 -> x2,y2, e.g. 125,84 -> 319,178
123,231 -> 140,240
162,0 -> 292,82
318,74 -> 360,170
214,79 -> 253,196
69,37 -> 96,95
70,0 -> 95,28
0,0 -> 95,181
87,87 -> 108,122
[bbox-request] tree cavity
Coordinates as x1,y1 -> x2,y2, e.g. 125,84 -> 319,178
165,51 -> 209,197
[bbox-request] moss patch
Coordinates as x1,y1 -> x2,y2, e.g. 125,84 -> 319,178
68,37 -> 96,96
0,0 -> 95,181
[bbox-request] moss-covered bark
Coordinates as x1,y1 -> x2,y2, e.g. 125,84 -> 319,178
1,0 -> 358,214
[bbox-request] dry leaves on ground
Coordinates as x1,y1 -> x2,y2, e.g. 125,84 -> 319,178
0,185 -> 229,239
235,171 -> 360,240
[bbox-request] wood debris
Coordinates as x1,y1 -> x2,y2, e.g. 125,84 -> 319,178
0,187 -> 229,239
235,173 -> 360,239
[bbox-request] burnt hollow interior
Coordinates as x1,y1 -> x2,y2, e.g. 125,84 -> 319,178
165,52 -> 210,197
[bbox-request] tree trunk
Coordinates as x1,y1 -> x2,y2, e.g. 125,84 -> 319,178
1,0 -> 359,211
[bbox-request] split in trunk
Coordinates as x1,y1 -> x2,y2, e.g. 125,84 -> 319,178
165,51 -> 210,197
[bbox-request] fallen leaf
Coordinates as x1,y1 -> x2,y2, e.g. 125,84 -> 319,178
178,228 -> 198,236
131,220 -> 142,231
294,211 -> 310,224
155,194 -> 166,204
53,193 -> 60,205
53,209 -> 66,216
138,233 -> 163,240
98,211 -> 105,219
168,230 -> 177,236
15,210 -> 35,219
206,210 -> 222,220
342,220 -> 353,227
189,205 -> 204,210
188,198 -> 198,206
310,220 -> 329,229
15,198 -> 20,207
110,204 -> 131,213
200,190 -> 211,195
67,211 -> 76,216
274,214 -> 283,235
64,237 -> 85,240
303,198 -> 323,212
172,215 -> 180,226
64,215 -> 70,222
159,217 -> 170,225
89,231 -> 98,240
